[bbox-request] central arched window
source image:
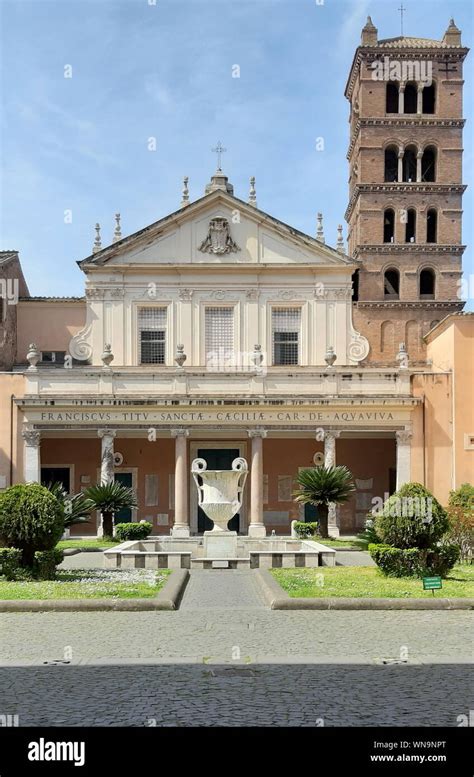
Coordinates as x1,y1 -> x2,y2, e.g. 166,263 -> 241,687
384,208 -> 395,243
404,83 -> 418,114
403,145 -> 417,182
384,146 -> 399,182
426,209 -> 437,243
384,268 -> 400,298
421,146 -> 436,182
405,209 -> 416,243
420,268 -> 435,299
386,82 -> 399,113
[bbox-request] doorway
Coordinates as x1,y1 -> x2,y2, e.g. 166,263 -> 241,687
114,472 -> 133,523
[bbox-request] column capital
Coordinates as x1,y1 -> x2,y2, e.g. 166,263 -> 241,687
248,428 -> 267,439
22,428 -> 41,447
97,429 -> 117,439
170,428 -> 190,438
396,429 -> 413,444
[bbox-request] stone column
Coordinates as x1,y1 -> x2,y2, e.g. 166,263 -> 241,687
248,429 -> 267,538
397,148 -> 404,183
98,429 -> 116,484
324,429 -> 341,538
417,85 -> 423,114
171,428 -> 190,537
22,429 -> 41,483
97,429 -> 116,537
396,430 -> 412,490
416,151 -> 423,183
398,84 -> 405,115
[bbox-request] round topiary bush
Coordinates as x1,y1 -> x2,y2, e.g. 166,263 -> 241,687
375,482 -> 448,550
0,484 -> 64,568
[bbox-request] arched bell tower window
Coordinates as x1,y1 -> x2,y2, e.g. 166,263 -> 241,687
403,145 -> 417,182
421,146 -> 436,182
383,208 -> 395,243
386,82 -> 399,113
422,83 -> 436,114
405,209 -> 416,243
384,268 -> 400,299
384,146 -> 399,182
426,209 -> 437,243
404,83 -> 418,113
420,268 -> 435,299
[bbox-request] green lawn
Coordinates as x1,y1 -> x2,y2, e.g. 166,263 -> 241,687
0,569 -> 170,600
57,538 -> 120,551
271,565 -> 474,599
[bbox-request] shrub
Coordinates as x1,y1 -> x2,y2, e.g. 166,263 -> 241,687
115,522 -> 152,541
33,548 -> 64,580
0,484 -> 64,568
0,548 -> 22,580
375,483 -> 448,549
84,482 -> 138,539
369,542 -> 459,578
293,521 -> 318,539
369,543 -> 424,577
446,484 -> 474,562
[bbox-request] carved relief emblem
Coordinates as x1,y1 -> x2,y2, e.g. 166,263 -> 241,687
198,218 -> 240,255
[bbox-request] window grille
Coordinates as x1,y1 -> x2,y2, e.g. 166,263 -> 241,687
138,307 -> 166,364
272,307 -> 300,365
205,307 -> 234,361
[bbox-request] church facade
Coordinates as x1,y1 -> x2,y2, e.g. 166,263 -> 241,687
0,18 -> 472,536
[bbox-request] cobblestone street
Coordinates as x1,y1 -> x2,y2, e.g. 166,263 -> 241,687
0,569 -> 472,727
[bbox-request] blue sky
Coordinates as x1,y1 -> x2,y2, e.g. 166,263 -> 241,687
1,0 -> 472,306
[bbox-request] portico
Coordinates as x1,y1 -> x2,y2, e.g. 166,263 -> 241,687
17,389 -> 416,536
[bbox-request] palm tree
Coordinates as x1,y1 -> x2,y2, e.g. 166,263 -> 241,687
46,482 -> 94,528
293,465 -> 355,538
84,482 -> 138,539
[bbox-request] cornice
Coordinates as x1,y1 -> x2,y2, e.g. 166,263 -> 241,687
345,183 -> 467,221
354,300 -> 464,310
347,117 -> 465,161
353,244 -> 465,258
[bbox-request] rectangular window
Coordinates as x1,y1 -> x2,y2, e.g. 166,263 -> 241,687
41,351 -> 66,365
272,307 -> 300,365
205,306 -> 234,362
138,307 -> 167,364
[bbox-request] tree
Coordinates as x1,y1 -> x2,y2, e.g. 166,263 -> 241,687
84,482 -> 138,539
0,483 -> 64,567
375,482 -> 448,549
46,482 -> 94,528
446,483 -> 474,562
293,465 -> 355,538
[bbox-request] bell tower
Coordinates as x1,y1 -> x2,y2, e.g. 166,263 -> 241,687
345,17 -> 468,363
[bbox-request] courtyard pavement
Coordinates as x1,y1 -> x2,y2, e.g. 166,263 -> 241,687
0,564 -> 472,726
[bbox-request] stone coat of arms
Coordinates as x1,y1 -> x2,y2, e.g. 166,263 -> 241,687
198,218 -> 240,255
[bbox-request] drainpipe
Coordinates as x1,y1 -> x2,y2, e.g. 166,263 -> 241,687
10,393 -> 14,486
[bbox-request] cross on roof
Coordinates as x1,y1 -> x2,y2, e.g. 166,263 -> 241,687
212,141 -> 227,170
398,3 -> 406,36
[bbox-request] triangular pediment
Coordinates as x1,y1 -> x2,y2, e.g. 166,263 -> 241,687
79,191 -> 353,270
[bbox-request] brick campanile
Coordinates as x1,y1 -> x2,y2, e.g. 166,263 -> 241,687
345,17 -> 468,363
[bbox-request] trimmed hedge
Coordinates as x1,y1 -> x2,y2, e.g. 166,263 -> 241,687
369,542 -> 460,578
0,548 -> 22,580
0,484 -> 64,568
115,522 -> 152,541
34,548 -> 64,580
293,521 -> 318,539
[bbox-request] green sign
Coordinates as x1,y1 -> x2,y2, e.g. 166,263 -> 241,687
423,576 -> 442,591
